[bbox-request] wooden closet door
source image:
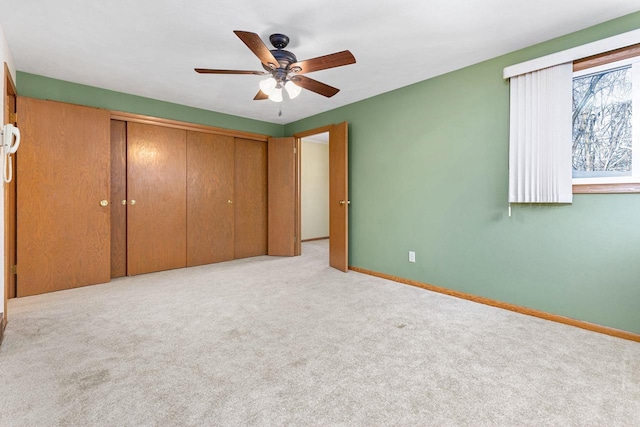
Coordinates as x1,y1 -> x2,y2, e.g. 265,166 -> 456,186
127,123 -> 186,275
329,122 -> 349,272
16,97 -> 111,296
268,137 -> 297,256
234,138 -> 267,258
186,131 -> 235,266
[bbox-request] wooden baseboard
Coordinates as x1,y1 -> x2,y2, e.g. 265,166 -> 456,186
301,236 -> 329,242
349,266 -> 640,343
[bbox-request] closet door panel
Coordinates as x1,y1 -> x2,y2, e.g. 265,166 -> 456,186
234,138 -> 267,258
187,131 -> 235,266
16,97 -> 111,296
267,137 -> 297,256
127,123 -> 186,275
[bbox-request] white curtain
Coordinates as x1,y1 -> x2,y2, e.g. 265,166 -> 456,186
508,62 -> 573,203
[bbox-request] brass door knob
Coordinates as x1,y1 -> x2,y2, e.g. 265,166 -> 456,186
100,200 -> 108,207
130,200 -> 136,205
121,200 -> 127,205
339,200 -> 346,206
228,200 -> 233,204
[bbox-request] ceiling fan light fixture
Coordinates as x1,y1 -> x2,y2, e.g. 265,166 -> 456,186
259,77 -> 277,95
268,87 -> 283,102
196,31 -> 356,102
285,80 -> 302,99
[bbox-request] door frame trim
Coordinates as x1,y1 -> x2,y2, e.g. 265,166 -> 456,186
293,125 -> 334,139
3,62 -> 17,329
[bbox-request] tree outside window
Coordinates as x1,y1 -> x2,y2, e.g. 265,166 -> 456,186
572,66 -> 632,179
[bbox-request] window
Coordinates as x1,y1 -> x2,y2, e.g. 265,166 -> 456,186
572,48 -> 640,191
505,35 -> 640,196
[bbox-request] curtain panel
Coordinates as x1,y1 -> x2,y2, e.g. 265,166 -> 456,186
508,62 -> 573,204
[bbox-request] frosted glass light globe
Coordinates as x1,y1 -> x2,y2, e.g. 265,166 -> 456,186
285,80 -> 302,99
268,87 -> 283,102
259,77 -> 277,95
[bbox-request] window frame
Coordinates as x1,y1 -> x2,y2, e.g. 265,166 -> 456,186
572,43 -> 640,194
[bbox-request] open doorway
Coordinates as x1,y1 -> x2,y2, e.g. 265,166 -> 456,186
300,132 -> 330,257
293,122 -> 349,272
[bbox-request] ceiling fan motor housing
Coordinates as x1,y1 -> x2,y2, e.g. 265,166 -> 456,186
268,49 -> 297,68
262,34 -> 298,77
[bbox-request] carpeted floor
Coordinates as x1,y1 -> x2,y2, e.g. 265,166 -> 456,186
1,240 -> 638,426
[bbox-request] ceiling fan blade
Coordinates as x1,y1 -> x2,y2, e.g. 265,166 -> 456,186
290,50 -> 356,74
233,30 -> 280,69
291,75 -> 340,98
253,90 -> 269,100
195,68 -> 267,75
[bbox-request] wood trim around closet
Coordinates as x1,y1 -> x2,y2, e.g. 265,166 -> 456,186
109,111 -> 270,142
110,120 -> 128,278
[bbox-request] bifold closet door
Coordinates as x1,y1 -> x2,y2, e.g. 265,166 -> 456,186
127,123 -> 187,275
234,138 -> 268,258
186,132 -> 235,266
16,97 -> 111,296
268,137 -> 297,256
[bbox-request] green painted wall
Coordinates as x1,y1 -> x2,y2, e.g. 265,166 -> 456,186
16,72 -> 283,137
285,12 -> 640,334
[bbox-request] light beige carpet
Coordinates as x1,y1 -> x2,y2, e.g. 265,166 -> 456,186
1,240 -> 638,426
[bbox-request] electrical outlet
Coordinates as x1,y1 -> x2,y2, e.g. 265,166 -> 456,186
409,251 -> 416,263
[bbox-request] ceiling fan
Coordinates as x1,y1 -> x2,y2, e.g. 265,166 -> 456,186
195,31 -> 356,102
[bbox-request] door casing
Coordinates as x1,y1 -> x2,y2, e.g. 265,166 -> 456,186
3,63 -> 17,326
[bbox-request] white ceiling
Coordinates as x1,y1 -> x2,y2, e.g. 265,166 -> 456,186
1,1 -> 639,125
